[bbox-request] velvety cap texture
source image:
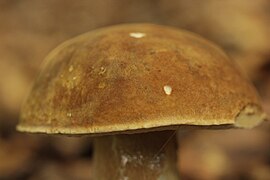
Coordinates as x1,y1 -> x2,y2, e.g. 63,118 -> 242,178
17,24 -> 266,135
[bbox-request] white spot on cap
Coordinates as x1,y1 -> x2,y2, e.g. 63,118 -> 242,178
163,85 -> 172,95
129,32 -> 146,38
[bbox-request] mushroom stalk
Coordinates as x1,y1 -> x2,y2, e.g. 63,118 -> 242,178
93,130 -> 179,180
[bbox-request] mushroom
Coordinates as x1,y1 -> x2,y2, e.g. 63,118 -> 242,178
17,24 -> 266,179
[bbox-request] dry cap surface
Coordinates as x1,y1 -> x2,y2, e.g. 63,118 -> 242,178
17,24 -> 265,135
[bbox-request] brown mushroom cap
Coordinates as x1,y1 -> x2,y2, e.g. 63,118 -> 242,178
17,24 -> 266,135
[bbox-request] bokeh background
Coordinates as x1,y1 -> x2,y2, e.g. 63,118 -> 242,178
0,0 -> 269,179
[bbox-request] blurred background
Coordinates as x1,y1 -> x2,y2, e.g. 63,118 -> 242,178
0,0 -> 269,179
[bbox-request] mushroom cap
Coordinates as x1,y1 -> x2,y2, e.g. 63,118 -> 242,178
17,24 -> 266,135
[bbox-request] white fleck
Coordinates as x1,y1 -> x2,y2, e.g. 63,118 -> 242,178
148,154 -> 163,170
163,85 -> 172,95
149,163 -> 155,170
122,177 -> 129,180
99,67 -> 106,75
69,65 -> 74,72
121,155 -> 129,167
129,32 -> 146,38
98,82 -> 106,89
67,113 -> 72,117
72,76 -> 77,80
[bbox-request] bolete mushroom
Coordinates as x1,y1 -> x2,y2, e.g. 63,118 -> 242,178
17,24 -> 266,179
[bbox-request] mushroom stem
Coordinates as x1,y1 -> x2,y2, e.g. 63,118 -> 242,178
93,130 -> 179,180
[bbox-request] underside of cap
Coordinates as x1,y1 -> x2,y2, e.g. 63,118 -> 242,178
17,23 -> 267,136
